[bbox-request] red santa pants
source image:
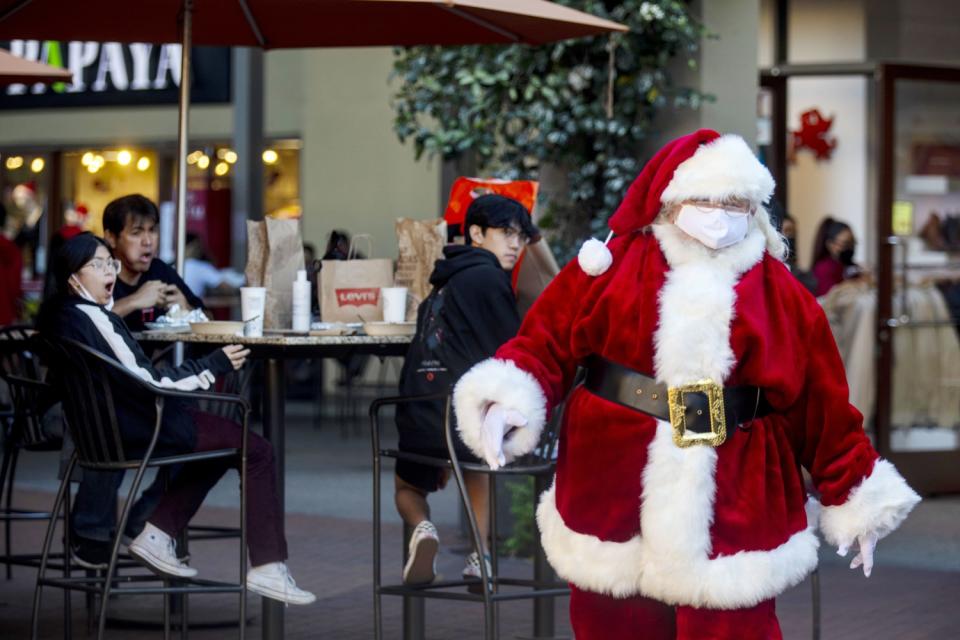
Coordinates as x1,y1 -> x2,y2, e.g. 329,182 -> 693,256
569,586 -> 782,640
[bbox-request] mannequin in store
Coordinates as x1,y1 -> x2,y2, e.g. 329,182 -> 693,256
811,217 -> 863,297
103,194 -> 204,332
452,129 -> 920,639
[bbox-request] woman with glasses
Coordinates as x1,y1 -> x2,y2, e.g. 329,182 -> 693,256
36,232 -> 315,605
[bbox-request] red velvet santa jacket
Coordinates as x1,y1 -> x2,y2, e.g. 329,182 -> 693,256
453,222 -> 919,609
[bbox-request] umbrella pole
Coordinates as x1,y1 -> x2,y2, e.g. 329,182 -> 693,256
175,0 -> 193,276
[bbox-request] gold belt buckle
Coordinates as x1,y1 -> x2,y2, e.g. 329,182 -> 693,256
667,380 -> 727,448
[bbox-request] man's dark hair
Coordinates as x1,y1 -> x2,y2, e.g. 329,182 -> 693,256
464,194 -> 538,246
102,194 -> 159,236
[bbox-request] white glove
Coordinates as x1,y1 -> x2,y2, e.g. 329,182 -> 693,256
480,403 -> 528,470
837,531 -> 878,578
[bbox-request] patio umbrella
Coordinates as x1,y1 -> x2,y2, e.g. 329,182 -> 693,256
0,47 -> 71,84
0,0 -> 628,272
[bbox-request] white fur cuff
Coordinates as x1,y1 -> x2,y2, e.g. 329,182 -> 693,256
819,459 -> 921,551
453,358 -> 548,463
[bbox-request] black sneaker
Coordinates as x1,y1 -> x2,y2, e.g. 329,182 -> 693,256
70,536 -> 111,570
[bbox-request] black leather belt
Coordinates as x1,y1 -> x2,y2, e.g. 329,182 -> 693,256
582,355 -> 772,447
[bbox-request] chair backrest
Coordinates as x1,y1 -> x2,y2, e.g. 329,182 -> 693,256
4,374 -> 54,448
0,325 -> 41,382
38,336 -> 161,465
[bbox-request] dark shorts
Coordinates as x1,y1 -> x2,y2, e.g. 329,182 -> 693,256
396,447 -> 482,494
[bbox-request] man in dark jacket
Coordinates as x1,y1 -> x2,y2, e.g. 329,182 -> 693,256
395,194 -> 538,586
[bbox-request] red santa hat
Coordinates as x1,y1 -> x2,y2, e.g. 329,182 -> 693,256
578,128 -> 776,275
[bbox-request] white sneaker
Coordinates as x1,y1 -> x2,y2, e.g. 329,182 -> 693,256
462,551 -> 493,580
247,562 -> 316,605
402,520 -> 439,585
127,523 -> 198,578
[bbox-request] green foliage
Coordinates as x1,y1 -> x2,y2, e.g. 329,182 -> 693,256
503,477 -> 537,558
391,1 -> 710,261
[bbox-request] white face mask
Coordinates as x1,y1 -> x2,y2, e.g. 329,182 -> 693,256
70,275 -> 114,311
675,204 -> 750,250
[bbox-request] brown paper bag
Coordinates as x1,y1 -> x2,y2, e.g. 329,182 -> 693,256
244,218 -> 305,329
394,218 -> 447,320
319,235 -> 394,323
514,240 -> 560,318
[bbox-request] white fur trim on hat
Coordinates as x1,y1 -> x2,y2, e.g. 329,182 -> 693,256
577,231 -> 614,276
819,459 -> 921,553
660,134 -> 775,206
453,358 -> 548,464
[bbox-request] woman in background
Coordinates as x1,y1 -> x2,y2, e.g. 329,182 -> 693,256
811,217 -> 861,296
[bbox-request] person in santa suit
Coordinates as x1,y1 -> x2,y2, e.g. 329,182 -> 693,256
451,129 -> 920,639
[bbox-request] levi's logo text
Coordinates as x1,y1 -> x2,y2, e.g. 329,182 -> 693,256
336,288 -> 379,307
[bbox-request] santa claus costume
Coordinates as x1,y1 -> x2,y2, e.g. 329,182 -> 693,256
452,129 -> 920,639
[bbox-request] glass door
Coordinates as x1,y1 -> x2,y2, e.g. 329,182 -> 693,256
876,65 -> 960,493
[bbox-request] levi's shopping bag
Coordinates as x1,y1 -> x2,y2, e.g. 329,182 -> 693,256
319,235 -> 394,323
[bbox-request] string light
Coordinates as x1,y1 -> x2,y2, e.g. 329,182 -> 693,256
214,161 -> 229,176
117,150 -> 132,166
262,149 -> 278,165
30,158 -> 45,173
5,156 -> 23,170
137,156 -> 151,171
197,155 -> 210,170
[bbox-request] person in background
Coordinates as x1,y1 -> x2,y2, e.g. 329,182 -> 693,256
322,230 -> 352,261
781,212 -> 817,294
303,243 -> 319,315
395,194 -> 538,587
811,217 -> 861,297
38,233 -> 315,604
44,203 -> 89,301
0,202 -> 22,326
103,195 -> 203,331
183,232 -> 245,297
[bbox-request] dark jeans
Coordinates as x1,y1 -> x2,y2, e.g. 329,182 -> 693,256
149,411 -> 287,567
72,468 -> 170,543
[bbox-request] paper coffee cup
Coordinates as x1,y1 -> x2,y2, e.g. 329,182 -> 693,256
240,287 -> 266,337
381,287 -> 408,323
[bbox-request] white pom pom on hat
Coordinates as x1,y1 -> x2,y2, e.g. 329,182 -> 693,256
578,230 -> 614,276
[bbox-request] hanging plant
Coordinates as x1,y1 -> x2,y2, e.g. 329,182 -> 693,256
391,0 -> 711,262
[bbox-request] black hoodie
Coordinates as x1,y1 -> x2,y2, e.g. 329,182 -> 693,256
395,244 -> 520,454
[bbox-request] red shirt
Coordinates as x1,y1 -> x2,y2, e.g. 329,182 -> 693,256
812,256 -> 845,297
0,236 -> 22,325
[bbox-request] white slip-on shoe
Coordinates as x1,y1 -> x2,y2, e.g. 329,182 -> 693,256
127,523 -> 198,578
402,520 -> 439,585
247,562 -> 316,605
462,550 -> 494,593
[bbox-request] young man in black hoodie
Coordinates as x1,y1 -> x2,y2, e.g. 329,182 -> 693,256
395,194 -> 538,586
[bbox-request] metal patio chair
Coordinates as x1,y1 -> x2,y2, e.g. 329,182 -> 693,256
31,336 -> 251,640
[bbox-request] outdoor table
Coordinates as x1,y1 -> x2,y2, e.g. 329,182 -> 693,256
134,331 -> 411,640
